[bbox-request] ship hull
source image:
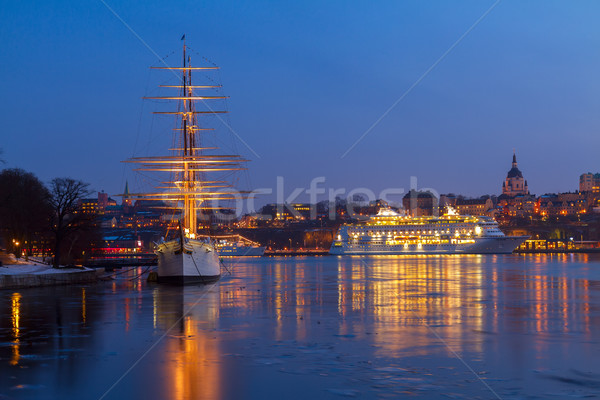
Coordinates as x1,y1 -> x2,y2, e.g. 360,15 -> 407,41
156,239 -> 220,284
330,236 -> 528,255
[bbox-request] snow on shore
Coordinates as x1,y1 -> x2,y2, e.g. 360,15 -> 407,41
0,261 -> 93,276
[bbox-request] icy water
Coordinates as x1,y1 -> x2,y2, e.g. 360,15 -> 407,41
1,255 -> 600,400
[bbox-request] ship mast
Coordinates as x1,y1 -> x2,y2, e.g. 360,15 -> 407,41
123,40 -> 248,239
181,40 -> 195,234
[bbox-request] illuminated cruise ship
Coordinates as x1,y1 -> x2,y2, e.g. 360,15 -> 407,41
330,208 -> 527,255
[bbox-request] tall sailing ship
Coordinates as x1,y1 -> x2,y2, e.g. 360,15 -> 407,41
330,207 -> 528,255
124,40 -> 247,283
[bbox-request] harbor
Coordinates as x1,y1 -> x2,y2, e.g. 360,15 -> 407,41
2,1 -> 600,399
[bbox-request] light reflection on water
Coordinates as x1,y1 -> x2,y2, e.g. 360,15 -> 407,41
0,254 -> 599,399
153,284 -> 221,400
10,292 -> 21,366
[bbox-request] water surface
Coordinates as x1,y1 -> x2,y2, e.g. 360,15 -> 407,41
1,254 -> 600,399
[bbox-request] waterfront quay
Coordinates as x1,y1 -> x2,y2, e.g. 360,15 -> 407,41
1,254 -> 599,399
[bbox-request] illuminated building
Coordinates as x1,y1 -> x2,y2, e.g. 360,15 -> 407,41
261,203 -> 314,220
502,152 -> 529,197
455,197 -> 495,216
93,232 -> 144,254
98,191 -> 109,209
497,193 -> 536,217
536,192 -> 586,216
579,173 -> 600,193
80,198 -> 100,215
236,214 -> 259,228
79,192 -> 117,215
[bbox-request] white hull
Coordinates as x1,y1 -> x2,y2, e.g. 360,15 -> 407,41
330,236 -> 528,255
155,239 -> 220,284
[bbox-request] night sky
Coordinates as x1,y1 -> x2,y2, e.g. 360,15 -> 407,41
2,0 -> 599,206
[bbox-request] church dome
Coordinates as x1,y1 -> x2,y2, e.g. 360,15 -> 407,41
507,167 -> 523,179
502,152 -> 529,197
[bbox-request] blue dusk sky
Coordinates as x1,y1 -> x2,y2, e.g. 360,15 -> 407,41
1,0 -> 599,205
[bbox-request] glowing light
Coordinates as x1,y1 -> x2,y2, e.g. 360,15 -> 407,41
82,288 -> 87,324
11,293 -> 21,366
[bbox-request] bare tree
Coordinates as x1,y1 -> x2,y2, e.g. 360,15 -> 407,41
48,178 -> 92,268
0,168 -> 50,257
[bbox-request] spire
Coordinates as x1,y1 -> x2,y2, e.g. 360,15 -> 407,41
122,180 -> 133,207
512,151 -> 517,168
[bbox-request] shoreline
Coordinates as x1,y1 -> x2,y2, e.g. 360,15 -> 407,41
0,262 -> 99,290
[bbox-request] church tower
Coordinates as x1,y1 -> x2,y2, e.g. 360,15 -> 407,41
123,181 -> 133,207
502,152 -> 529,196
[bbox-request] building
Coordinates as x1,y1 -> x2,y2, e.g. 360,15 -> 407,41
80,198 -> 100,215
536,192 -> 587,217
439,194 -> 458,209
402,190 -> 438,216
260,203 -> 314,220
579,173 -> 600,193
80,192 -> 117,215
98,191 -> 110,209
455,197 -> 495,216
502,153 -> 529,197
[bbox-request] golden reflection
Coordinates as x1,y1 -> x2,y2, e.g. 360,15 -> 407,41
337,255 -> 485,356
222,254 -> 595,365
583,278 -> 590,334
491,268 -> 499,333
351,263 -> 365,312
560,276 -> 568,332
153,288 -> 158,330
337,263 -> 345,317
11,292 -> 21,366
519,254 -> 592,337
295,265 -> 307,340
156,287 -> 221,400
275,262 -> 283,340
124,297 -> 130,332
81,288 -> 87,324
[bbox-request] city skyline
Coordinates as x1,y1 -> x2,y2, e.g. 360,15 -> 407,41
2,1 -> 600,200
